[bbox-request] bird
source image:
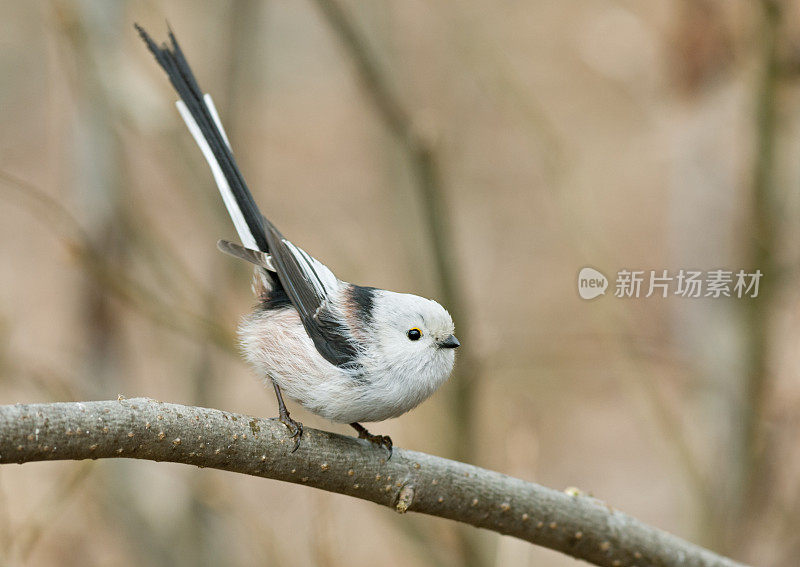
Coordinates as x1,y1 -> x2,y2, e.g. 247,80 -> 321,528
136,25 -> 459,456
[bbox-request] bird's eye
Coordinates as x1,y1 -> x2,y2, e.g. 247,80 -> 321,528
407,328 -> 422,341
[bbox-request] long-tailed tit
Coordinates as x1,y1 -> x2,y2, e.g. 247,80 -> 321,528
137,26 -> 459,455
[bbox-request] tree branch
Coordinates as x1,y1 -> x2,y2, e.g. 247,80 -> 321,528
0,399 -> 747,567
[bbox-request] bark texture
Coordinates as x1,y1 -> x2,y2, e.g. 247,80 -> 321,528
0,399 -> 747,567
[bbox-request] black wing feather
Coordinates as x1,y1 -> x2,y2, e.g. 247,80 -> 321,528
261,222 -> 360,367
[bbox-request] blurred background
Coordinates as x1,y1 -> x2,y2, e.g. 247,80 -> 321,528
1,1 -> 799,565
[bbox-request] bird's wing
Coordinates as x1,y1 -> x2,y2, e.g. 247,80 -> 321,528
261,222 -> 360,367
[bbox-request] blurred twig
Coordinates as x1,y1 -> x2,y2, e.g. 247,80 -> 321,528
307,2 -> 481,564
397,521 -> 454,567
0,473 -> 10,564
308,0 -> 476,464
52,0 -> 128,409
440,0 -> 566,186
10,461 -> 95,563
738,0 -> 780,528
117,204 -> 216,311
2,355 -> 85,402
445,4 -> 714,516
0,170 -> 236,354
0,398 -> 751,567
441,1 -> 719,544
47,1 -> 239,355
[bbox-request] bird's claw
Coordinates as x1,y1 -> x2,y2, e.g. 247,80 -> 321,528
358,430 -> 393,460
278,414 -> 303,453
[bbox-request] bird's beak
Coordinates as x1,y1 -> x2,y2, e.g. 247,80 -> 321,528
438,334 -> 460,349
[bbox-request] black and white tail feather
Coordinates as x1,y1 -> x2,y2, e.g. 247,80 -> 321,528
137,24 -> 358,368
137,25 -> 459,457
136,25 -> 264,253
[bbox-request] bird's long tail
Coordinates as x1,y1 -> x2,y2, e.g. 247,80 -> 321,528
136,24 -> 268,253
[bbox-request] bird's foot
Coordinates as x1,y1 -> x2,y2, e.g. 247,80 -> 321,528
351,423 -> 392,459
278,411 -> 303,453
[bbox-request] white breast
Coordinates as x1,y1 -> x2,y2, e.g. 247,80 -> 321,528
238,307 -> 454,424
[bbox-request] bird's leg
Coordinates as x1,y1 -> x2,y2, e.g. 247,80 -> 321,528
350,422 -> 392,459
272,379 -> 302,452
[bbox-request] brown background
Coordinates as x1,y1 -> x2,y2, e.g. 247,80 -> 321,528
1,1 -> 799,566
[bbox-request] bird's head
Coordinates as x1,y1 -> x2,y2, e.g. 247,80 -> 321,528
367,290 -> 459,382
